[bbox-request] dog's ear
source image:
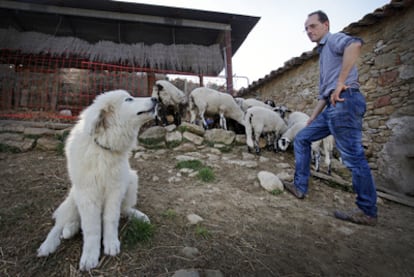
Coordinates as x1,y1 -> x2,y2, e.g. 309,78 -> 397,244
91,104 -> 114,134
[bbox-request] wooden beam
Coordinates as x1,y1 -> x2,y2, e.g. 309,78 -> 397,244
311,170 -> 414,208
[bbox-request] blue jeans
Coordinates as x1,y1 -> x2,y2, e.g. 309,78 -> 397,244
293,89 -> 377,217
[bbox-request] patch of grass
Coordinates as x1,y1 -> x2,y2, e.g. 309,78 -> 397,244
195,225 -> 211,239
122,217 -> 155,248
177,125 -> 188,133
56,142 -> 65,156
176,159 -> 203,170
218,145 -> 233,153
23,134 -> 41,140
0,143 -> 21,153
197,167 -> 215,182
139,137 -> 165,147
166,140 -> 181,149
271,189 -> 283,196
162,208 -> 177,219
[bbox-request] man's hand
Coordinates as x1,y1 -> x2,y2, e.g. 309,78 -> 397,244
330,83 -> 348,106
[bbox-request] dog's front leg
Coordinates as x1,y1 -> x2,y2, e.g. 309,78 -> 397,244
103,193 -> 122,256
77,199 -> 102,271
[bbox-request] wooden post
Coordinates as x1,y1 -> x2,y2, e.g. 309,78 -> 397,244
224,30 -> 233,95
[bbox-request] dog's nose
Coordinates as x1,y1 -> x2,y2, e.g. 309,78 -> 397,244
151,97 -> 158,104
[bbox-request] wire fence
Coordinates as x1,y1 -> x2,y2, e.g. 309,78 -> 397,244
0,49 -> 202,121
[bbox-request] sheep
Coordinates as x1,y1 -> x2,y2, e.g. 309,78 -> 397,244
273,105 -> 291,119
244,106 -> 288,154
311,135 -> 335,175
235,97 -> 275,112
151,80 -> 187,126
189,87 -> 245,130
278,111 -> 310,151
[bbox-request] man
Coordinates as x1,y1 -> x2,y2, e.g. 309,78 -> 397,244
284,10 -> 378,226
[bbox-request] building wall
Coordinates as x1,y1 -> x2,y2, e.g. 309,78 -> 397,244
244,5 -> 414,194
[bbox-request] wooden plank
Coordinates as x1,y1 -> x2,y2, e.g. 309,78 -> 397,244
312,170 -> 414,208
377,191 -> 414,208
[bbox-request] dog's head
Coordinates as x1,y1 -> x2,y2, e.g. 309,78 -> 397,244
82,90 -> 157,151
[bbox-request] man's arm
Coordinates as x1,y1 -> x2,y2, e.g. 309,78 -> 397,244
330,41 -> 362,106
307,99 -> 327,125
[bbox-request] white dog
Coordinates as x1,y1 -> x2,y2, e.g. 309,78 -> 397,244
37,90 -> 157,271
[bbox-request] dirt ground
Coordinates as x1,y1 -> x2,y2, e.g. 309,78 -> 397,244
1,145 -> 414,277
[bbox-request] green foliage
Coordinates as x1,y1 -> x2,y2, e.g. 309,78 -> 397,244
197,167 -> 215,182
138,137 -> 165,148
162,208 -> 177,219
176,159 -> 203,170
271,189 -> 283,196
0,143 -> 20,153
218,145 -> 233,153
195,225 -> 210,239
177,125 -> 188,133
122,217 -> 155,248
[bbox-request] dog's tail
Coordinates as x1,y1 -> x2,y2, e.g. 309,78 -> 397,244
37,189 -> 80,256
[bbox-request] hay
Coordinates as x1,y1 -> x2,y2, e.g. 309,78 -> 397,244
0,28 -> 224,74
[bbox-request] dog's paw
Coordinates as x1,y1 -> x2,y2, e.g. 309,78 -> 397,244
37,244 -> 53,257
37,239 -> 59,257
104,239 -> 120,256
79,252 -> 99,271
129,209 -> 150,223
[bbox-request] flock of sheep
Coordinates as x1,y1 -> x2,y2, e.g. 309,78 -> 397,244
151,80 -> 335,174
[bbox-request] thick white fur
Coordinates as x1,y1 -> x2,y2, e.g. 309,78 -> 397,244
278,111 -> 310,151
244,106 -> 288,153
235,97 -> 274,112
151,80 -> 187,125
189,87 -> 244,130
37,90 -> 156,271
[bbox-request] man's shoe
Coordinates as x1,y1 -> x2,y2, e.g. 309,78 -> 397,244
283,181 -> 305,199
334,208 -> 377,226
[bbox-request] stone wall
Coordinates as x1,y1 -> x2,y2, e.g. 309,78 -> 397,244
242,4 -> 414,194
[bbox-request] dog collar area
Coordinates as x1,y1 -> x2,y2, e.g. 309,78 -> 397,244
94,138 -> 113,151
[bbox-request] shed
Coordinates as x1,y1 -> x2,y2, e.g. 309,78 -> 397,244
0,0 -> 259,117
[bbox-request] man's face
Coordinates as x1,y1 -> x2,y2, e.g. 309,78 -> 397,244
305,14 -> 329,43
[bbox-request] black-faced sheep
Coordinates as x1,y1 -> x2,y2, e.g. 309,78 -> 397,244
278,111 -> 310,151
151,80 -> 187,126
273,105 -> 292,119
189,87 -> 245,130
244,106 -> 288,154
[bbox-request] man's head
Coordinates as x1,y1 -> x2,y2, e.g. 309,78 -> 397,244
305,10 -> 330,44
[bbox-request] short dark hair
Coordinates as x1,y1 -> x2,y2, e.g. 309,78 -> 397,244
308,10 -> 329,24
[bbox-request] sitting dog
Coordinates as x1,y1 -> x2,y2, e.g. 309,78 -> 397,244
38,90 -> 157,271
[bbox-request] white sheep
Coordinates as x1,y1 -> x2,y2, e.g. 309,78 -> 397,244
273,105 -> 292,119
244,106 -> 288,154
311,135 -> 335,175
278,111 -> 310,151
235,98 -> 275,112
189,87 -> 244,130
151,80 -> 187,126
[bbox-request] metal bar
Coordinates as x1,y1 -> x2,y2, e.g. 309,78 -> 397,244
0,0 -> 231,31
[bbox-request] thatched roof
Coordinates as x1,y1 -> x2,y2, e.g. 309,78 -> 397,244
0,28 -> 224,75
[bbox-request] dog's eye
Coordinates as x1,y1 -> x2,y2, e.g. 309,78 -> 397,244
125,97 -> 133,102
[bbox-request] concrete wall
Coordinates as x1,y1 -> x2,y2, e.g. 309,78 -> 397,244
243,4 -> 414,194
